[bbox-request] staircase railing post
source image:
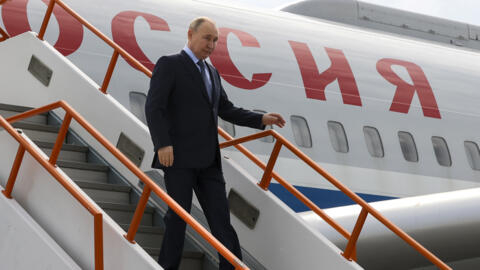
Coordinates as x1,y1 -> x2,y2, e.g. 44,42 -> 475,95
124,185 -> 152,243
49,113 -> 72,165
94,212 -> 104,270
38,0 -> 56,40
343,208 -> 369,260
258,140 -> 282,190
100,50 -> 119,93
0,26 -> 10,42
2,144 -> 26,199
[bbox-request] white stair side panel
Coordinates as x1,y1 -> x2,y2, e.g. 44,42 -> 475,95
0,185 -> 81,270
222,155 -> 362,270
0,131 -> 161,269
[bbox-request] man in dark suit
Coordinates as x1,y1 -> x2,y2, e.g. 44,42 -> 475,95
145,17 -> 285,270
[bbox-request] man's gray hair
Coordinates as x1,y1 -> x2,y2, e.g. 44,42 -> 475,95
189,17 -> 215,32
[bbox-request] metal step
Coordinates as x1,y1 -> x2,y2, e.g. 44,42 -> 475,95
35,141 -> 88,162
119,224 -> 163,247
119,223 -> 207,270
97,202 -> 154,226
75,180 -> 131,204
0,109 -> 48,124
145,247 -> 204,270
57,160 -> 108,171
12,122 -> 60,143
57,160 -> 109,183
0,103 -> 48,125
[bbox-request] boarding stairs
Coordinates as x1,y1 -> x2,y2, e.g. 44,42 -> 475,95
0,1 -> 454,269
0,31 -> 361,269
0,103 -> 206,269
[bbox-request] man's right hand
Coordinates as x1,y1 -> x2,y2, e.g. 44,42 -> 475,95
157,146 -> 174,167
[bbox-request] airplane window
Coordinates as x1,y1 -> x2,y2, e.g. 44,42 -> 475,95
328,121 -> 348,153
432,136 -> 451,167
129,92 -> 147,124
432,136 -> 452,167
464,141 -> 480,170
254,110 -> 273,143
291,115 -> 312,148
398,131 -> 418,162
218,118 -> 236,138
363,126 -> 384,158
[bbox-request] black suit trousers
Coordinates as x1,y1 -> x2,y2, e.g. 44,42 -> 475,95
158,161 -> 242,270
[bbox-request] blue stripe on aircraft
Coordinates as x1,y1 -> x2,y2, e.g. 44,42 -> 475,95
269,183 -> 395,212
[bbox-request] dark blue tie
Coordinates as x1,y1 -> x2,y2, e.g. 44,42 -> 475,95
197,60 -> 212,102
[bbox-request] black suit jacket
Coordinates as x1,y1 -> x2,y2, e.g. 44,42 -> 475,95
145,50 -> 264,169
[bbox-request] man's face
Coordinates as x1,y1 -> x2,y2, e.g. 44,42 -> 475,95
188,21 -> 218,60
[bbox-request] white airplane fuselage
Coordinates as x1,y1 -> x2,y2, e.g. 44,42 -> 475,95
2,0 -> 480,211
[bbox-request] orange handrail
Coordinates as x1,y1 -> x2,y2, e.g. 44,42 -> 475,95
5,101 -> 248,270
38,0 -> 152,94
218,129 -> 452,269
0,114 -> 104,269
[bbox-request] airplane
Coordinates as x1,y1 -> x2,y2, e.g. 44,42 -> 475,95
1,0 -> 480,214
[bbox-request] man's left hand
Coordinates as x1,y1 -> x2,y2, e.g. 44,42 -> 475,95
262,113 -> 286,128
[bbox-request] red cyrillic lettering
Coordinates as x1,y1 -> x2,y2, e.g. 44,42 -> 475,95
111,11 -> 169,72
377,58 -> 441,119
1,0 -> 83,56
1,0 -> 29,36
289,41 -> 362,106
209,28 -> 271,90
